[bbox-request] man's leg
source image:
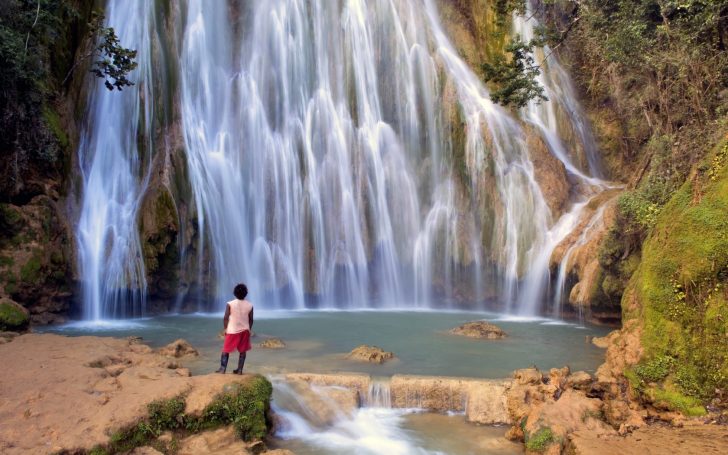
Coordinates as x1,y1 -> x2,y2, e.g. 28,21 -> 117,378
232,353 -> 246,374
216,352 -> 229,373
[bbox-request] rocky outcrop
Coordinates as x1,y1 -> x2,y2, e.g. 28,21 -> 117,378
390,375 -> 511,424
0,198 -> 75,325
0,334 -> 272,455
550,191 -> 623,324
346,345 -> 395,364
449,321 -> 506,339
158,339 -> 200,358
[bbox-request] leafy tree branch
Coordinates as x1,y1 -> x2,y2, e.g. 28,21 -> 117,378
63,12 -> 137,91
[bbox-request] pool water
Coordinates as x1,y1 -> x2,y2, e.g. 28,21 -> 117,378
43,310 -> 610,378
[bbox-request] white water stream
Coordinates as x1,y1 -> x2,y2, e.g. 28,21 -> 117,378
76,0 -> 610,318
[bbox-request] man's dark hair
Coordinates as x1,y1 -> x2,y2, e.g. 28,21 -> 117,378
233,283 -> 248,300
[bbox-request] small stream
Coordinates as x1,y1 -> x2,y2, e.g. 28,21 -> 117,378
269,378 -> 522,454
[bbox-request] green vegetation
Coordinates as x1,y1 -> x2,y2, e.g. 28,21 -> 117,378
191,378 -> 273,440
0,300 -> 29,331
89,376 -> 272,454
19,251 -> 43,284
64,11 -> 138,91
481,37 -> 547,108
623,139 -> 728,410
524,426 -> 555,452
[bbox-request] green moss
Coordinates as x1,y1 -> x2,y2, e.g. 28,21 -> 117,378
626,139 -> 728,407
42,105 -> 69,149
645,384 -> 706,417
525,426 -> 555,452
634,355 -> 674,383
19,253 -> 43,284
0,255 -> 14,268
94,376 -> 272,454
192,375 -> 273,440
147,396 -> 186,434
0,301 -> 29,331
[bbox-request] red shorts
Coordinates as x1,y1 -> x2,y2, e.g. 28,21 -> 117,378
222,330 -> 252,353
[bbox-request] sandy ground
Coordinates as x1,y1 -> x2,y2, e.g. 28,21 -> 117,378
0,333 -> 255,454
569,421 -> 728,454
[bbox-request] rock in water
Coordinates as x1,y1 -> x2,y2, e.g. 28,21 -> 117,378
259,338 -> 286,349
449,321 -> 506,339
158,339 -> 199,358
346,345 -> 395,364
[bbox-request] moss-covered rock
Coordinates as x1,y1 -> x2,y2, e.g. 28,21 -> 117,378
625,139 -> 728,410
95,375 -> 273,455
0,297 -> 30,332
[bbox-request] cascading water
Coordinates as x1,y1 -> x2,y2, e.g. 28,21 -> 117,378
76,0 -> 156,320
77,0 -> 609,317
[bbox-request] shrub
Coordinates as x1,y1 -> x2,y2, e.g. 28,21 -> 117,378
525,427 -> 555,452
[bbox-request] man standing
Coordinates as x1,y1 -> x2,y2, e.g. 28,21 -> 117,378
216,283 -> 254,374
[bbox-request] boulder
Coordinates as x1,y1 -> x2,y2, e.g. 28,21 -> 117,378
448,321 -> 506,339
591,335 -> 611,349
566,371 -> 593,390
158,339 -> 199,358
259,338 -> 286,349
346,345 -> 394,364
514,367 -> 543,385
0,298 -> 29,332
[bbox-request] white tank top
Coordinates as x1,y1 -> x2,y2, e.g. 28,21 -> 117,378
227,299 -> 253,334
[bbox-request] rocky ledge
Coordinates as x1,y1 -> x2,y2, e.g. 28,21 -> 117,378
0,334 -> 276,455
449,321 -> 507,339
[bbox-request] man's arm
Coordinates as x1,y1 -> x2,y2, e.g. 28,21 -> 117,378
223,304 -> 231,330
248,307 -> 254,330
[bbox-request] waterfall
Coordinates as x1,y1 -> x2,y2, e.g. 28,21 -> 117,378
76,0 -> 609,317
365,380 -> 393,408
76,0 -> 156,320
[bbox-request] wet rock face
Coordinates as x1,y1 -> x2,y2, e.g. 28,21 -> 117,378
448,321 -> 506,339
0,197 -> 75,325
346,345 -> 395,364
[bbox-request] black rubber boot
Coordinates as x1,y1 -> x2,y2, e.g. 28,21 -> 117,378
232,353 -> 246,375
216,352 -> 229,373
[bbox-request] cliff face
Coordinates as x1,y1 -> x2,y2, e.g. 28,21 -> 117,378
555,0 -> 728,410
0,0 -> 97,324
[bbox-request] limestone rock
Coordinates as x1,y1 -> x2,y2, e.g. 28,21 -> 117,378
514,367 -> 543,385
0,333 -> 272,455
130,447 -> 164,455
0,298 -> 29,332
346,345 -> 394,364
283,372 -> 371,397
177,427 -> 247,455
158,339 -> 199,358
448,321 -> 506,339
259,338 -> 286,349
591,334 -> 611,349
566,371 -> 593,390
390,375 -> 511,424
